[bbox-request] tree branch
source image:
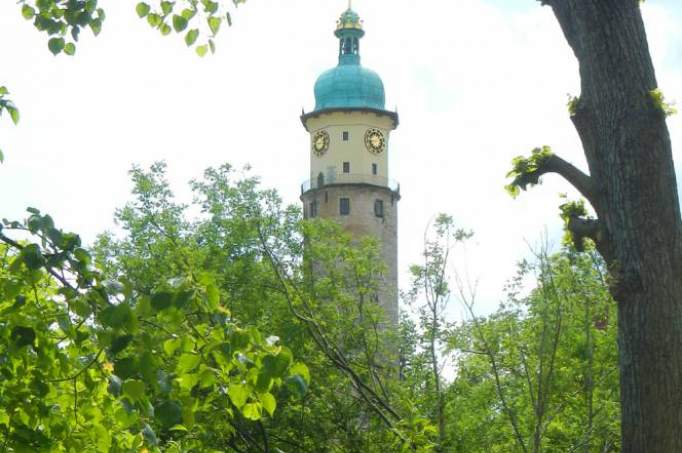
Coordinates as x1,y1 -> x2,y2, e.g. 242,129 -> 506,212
567,217 -> 601,242
542,154 -> 596,205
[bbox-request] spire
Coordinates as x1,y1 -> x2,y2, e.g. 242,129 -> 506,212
335,6 -> 364,65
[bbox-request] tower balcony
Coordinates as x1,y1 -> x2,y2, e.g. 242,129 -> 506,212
301,173 -> 400,196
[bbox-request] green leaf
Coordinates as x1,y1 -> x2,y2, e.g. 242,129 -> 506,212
228,383 -> 248,408
85,0 -> 97,13
255,371 -> 272,393
185,29 -> 199,46
94,425 -> 112,452
198,368 -> 216,388
151,291 -> 173,311
204,0 -> 218,14
0,149 -> 4,164
290,362 -> 310,383
100,303 -> 135,330
241,402 -> 262,421
21,5 -> 35,20
196,44 -> 208,57
262,349 -> 292,379
156,401 -> 183,429
172,15 -> 188,32
206,283 -> 219,307
160,1 -> 173,15
178,373 -> 199,390
63,42 -> 76,56
48,37 -> 65,55
177,353 -> 201,372
147,13 -> 162,27
7,106 -> 19,125
181,8 -> 195,20
173,290 -> 193,308
260,392 -> 276,417
0,86 -> 7,95
122,379 -> 146,402
11,326 -> 36,348
230,329 -> 251,351
74,247 -> 90,263
110,334 -> 134,355
136,2 -> 151,18
20,244 -> 44,270
208,16 -> 221,35
163,338 -> 182,356
160,23 -> 172,36
114,357 -> 138,379
90,18 -> 102,36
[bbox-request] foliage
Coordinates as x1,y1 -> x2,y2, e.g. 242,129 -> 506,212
403,214 -> 471,451
18,0 -> 105,56
0,201 -> 306,450
446,248 -> 620,452
134,0 -> 246,57
566,94 -> 579,116
558,197 -> 595,251
649,88 -> 677,117
0,160 -> 625,451
505,146 -> 554,198
92,162 -> 435,451
15,0 -> 247,58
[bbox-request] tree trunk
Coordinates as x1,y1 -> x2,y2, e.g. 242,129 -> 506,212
430,311 -> 446,451
545,1 -> 682,451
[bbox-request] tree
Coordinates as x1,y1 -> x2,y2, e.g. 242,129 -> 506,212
403,214 -> 471,451
506,2 -> 682,451
0,168 -> 310,451
447,247 -> 620,452
93,162 -> 436,451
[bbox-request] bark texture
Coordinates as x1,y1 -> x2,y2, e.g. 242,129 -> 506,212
543,1 -> 682,451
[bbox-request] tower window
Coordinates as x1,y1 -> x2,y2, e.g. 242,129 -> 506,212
343,162 -> 350,173
309,201 -> 318,218
374,200 -> 384,218
342,131 -> 349,141
325,191 -> 328,203
372,163 -> 378,175
340,198 -> 350,216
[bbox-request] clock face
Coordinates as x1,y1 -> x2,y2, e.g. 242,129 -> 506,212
312,130 -> 330,156
365,129 -> 385,154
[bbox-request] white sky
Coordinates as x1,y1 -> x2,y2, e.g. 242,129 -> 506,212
1,0 -> 681,316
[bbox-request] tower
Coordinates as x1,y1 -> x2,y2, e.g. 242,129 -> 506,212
301,6 -> 400,325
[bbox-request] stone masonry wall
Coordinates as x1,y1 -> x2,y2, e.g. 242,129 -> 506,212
302,184 -> 399,325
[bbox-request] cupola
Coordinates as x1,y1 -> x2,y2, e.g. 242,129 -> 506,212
312,6 -> 386,112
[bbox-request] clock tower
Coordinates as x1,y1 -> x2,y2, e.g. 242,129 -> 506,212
300,6 -> 400,325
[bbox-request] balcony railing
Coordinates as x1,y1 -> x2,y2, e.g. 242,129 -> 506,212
301,173 -> 400,195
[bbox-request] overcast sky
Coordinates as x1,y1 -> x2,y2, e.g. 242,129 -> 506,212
1,0 -> 681,316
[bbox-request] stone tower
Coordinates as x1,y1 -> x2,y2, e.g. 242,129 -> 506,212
300,6 -> 400,325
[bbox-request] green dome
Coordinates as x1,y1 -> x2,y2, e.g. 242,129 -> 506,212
312,8 -> 386,112
314,64 -> 385,111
